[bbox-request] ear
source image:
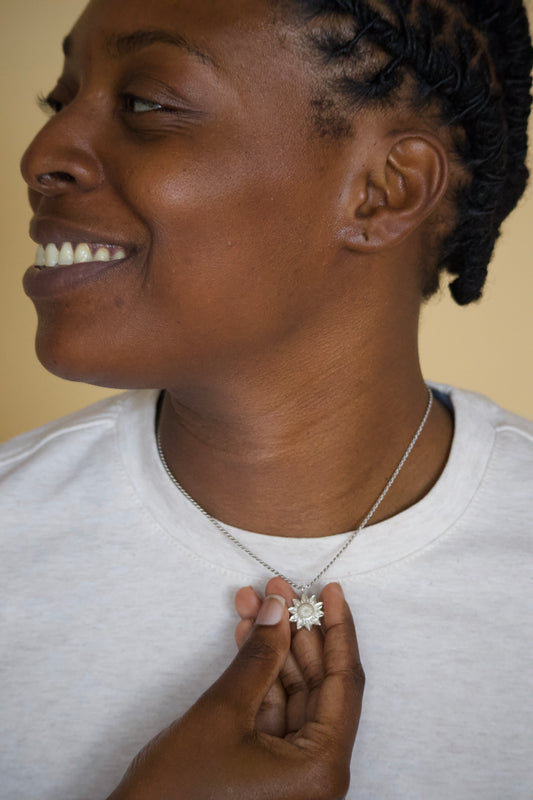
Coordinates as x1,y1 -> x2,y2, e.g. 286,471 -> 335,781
342,134 -> 449,252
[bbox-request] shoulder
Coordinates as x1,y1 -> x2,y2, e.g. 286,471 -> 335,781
433,382 -> 533,438
433,382 -> 533,487
0,390 -> 158,478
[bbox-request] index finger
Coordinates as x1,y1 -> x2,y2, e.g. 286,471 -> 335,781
312,583 -> 364,748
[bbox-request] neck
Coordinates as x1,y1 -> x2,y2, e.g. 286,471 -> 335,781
158,320 -> 453,538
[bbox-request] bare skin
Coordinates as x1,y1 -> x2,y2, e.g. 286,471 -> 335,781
107,581 -> 364,800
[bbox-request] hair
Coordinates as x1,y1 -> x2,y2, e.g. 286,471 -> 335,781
289,0 -> 533,304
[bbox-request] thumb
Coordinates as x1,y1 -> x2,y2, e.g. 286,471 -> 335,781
209,595 -> 289,722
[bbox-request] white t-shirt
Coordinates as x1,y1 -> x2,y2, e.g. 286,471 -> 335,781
1,385 -> 532,800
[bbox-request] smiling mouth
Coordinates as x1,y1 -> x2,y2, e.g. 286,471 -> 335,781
35,242 -> 127,268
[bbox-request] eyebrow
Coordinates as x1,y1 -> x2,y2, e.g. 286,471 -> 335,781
62,28 -> 217,68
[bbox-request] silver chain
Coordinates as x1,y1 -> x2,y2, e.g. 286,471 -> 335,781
156,387 -> 433,593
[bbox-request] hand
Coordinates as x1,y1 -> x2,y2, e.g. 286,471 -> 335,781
235,577 -> 359,742
107,580 -> 364,800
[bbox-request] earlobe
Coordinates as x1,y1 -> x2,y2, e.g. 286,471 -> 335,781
344,134 -> 449,253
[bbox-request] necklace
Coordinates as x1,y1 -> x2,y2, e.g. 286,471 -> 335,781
156,387 -> 433,630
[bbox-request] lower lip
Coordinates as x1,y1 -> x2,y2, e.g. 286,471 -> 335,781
23,257 -> 130,298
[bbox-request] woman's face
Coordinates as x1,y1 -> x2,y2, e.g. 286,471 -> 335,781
21,0 -> 358,389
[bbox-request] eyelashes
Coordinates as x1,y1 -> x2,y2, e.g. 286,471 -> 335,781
36,90 -> 173,117
36,92 -> 63,116
34,88 -> 206,135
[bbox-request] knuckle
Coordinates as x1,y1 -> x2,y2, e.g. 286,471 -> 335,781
350,661 -> 366,691
301,657 -> 325,691
328,660 -> 365,692
340,663 -> 365,703
258,695 -> 277,713
241,636 -> 280,665
329,764 -> 352,799
283,673 -> 308,696
307,756 -> 351,800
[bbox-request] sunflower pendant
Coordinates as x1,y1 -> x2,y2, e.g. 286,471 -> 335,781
288,592 -> 324,631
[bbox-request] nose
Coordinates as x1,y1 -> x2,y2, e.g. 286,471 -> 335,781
20,108 -> 104,199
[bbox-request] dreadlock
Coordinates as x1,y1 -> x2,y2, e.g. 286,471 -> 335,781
292,0 -> 533,304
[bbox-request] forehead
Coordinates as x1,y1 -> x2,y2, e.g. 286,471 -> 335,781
71,0 -> 295,67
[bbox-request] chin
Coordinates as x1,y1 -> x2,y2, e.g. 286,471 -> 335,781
34,318 -> 153,391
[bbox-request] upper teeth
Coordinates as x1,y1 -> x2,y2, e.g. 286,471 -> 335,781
35,242 -> 127,268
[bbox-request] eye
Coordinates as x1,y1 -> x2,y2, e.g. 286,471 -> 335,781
36,92 -> 64,116
122,93 -> 165,114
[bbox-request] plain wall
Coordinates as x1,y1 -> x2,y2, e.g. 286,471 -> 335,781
1,0 -> 532,443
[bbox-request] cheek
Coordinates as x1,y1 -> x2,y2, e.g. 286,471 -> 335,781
30,135 -> 336,386
140,203 -> 310,362
136,153 -> 322,322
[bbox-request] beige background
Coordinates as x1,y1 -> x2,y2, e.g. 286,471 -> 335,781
1,0 -> 532,443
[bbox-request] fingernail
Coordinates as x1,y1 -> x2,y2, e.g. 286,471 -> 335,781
256,594 -> 286,626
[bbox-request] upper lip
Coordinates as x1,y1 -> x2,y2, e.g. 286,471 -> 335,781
29,217 -> 136,252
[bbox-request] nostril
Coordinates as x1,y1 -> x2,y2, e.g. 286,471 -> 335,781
37,171 -> 76,186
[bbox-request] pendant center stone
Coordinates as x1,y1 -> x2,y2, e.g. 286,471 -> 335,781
298,603 -> 314,619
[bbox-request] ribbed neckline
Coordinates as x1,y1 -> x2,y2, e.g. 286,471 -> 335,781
116,384 -> 496,582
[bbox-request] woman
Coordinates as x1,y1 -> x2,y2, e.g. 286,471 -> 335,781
1,0 -> 532,798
